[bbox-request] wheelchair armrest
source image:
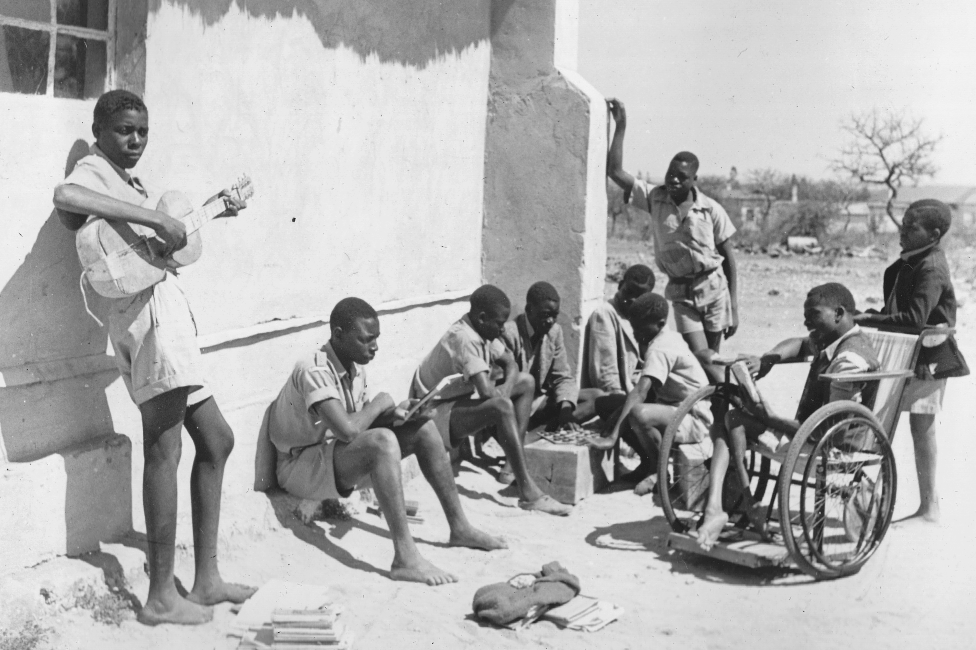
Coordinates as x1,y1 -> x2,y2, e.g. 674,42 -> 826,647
818,370 -> 915,383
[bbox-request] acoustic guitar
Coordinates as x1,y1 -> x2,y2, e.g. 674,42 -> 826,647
76,176 -> 254,299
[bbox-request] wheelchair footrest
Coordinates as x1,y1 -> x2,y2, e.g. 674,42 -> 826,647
667,532 -> 794,569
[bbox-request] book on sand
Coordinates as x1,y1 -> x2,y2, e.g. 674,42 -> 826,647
542,595 -> 623,632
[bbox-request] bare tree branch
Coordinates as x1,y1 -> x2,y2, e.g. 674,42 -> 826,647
830,108 -> 942,230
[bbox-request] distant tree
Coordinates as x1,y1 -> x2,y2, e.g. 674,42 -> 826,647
831,109 -> 942,230
745,168 -> 790,230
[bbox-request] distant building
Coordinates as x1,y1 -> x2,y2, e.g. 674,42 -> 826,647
868,185 -> 976,230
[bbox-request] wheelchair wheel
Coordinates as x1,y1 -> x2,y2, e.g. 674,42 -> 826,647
777,401 -> 897,579
658,385 -> 718,533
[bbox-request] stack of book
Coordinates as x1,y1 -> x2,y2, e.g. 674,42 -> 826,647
542,595 -> 623,632
270,608 -> 352,649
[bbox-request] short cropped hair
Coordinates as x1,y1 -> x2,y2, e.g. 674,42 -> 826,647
807,283 -> 856,314
331,297 -> 378,331
526,281 -> 560,306
906,199 -> 952,237
620,264 -> 655,292
93,90 -> 147,129
672,151 -> 700,173
628,292 -> 669,324
471,284 -> 510,316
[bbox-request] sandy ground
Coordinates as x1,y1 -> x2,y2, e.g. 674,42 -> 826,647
27,247 -> 976,650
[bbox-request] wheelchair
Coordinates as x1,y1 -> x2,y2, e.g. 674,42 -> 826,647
657,326 -> 948,580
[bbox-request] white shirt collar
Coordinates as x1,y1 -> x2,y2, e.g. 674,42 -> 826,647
822,324 -> 861,359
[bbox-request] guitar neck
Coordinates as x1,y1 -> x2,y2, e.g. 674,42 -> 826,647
180,198 -> 226,236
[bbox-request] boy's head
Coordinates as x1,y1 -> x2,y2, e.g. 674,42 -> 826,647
615,264 -> 655,318
524,281 -> 560,338
901,199 -> 951,252
664,151 -> 699,203
803,283 -> 856,347
330,297 -> 380,366
628,292 -> 669,347
469,285 -> 511,341
92,90 -> 149,170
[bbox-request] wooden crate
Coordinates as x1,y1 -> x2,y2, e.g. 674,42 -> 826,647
673,441 -> 711,511
523,438 -> 614,505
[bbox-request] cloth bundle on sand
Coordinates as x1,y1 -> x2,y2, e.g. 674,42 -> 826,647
472,561 -> 580,627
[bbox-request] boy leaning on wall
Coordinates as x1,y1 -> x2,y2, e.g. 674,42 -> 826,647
53,90 -> 254,625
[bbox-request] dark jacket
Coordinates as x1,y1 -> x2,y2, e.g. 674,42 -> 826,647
863,244 -> 967,379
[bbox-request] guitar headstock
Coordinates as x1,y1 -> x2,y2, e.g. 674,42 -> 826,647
230,175 -> 255,202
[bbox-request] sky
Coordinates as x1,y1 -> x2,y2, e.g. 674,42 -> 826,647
578,0 -> 976,185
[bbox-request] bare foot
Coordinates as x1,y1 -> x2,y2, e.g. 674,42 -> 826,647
390,557 -> 458,586
894,506 -> 941,526
694,511 -> 729,551
187,580 -> 258,606
138,595 -> 213,626
448,526 -> 508,551
744,502 -> 771,540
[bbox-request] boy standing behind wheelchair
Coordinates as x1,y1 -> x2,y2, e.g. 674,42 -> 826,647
695,283 -> 880,551
855,199 -> 969,525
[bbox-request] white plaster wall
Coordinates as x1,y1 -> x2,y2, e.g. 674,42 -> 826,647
141,3 -> 490,336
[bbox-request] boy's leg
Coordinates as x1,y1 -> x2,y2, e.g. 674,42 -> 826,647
905,413 -> 940,523
620,403 -> 679,481
698,410 -> 768,550
182,397 -> 256,605
395,420 -> 506,550
333,428 -> 457,585
137,387 -> 212,625
449,397 -> 571,515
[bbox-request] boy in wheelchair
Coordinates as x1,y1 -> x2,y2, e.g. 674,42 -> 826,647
695,283 -> 880,551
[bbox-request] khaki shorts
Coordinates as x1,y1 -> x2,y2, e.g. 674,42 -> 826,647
276,439 -> 355,501
675,402 -> 711,444
900,378 -> 946,415
107,275 -> 211,407
666,269 -> 734,334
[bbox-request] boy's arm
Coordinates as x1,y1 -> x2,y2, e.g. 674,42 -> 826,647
854,267 -> 942,330
716,238 -> 739,338
606,98 -> 636,192
586,310 -> 624,393
589,375 -> 654,450
53,184 -> 187,255
548,327 -> 579,422
311,392 -> 396,444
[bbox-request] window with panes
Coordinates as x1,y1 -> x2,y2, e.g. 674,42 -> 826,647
0,0 -> 114,99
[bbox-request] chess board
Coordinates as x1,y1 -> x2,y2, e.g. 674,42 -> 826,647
537,427 -> 601,446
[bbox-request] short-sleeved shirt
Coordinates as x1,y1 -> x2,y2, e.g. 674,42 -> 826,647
640,328 -> 710,409
627,181 -> 736,280
411,314 -> 505,397
267,342 -> 371,457
58,144 -> 150,210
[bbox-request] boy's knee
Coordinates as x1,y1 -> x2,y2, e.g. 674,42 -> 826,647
364,428 -> 401,459
211,427 -> 235,462
486,396 -> 515,420
514,372 -> 535,395
145,434 -> 182,465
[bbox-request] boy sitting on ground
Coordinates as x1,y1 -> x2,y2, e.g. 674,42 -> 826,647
501,281 -> 604,430
263,298 -> 507,586
579,264 -> 656,422
590,293 -> 712,495
695,283 -> 880,551
411,285 -> 571,516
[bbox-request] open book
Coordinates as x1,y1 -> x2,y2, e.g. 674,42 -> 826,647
404,373 -> 472,421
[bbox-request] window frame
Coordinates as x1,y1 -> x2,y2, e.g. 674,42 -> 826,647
0,0 -> 116,97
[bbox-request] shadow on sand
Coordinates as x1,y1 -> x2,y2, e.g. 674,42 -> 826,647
585,515 -> 807,587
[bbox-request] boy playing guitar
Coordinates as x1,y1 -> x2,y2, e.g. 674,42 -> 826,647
53,90 -> 254,625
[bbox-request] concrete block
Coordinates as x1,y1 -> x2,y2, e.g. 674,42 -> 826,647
0,434 -> 132,575
673,439 -> 712,511
524,438 -> 613,505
